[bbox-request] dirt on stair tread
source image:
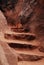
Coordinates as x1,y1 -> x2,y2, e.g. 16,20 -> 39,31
11,47 -> 44,56
18,54 -> 44,61
18,58 -> 44,65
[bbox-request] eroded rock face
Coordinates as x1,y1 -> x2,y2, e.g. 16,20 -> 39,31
0,0 -> 44,63
0,0 -> 44,52
0,0 -> 18,26
19,0 -> 44,51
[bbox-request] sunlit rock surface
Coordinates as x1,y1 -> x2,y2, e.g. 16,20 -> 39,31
0,11 -> 10,33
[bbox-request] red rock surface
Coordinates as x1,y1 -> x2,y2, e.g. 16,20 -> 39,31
0,0 -> 44,65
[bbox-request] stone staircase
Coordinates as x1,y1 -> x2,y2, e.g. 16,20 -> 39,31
0,0 -> 44,65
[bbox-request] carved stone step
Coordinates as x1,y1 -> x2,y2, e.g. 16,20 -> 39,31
5,31 -> 35,36
18,54 -> 44,61
0,33 -> 38,46
4,33 -> 36,41
12,47 -> 44,57
11,48 -> 44,61
18,59 -> 44,65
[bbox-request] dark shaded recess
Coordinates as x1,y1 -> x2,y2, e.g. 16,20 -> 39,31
18,54 -> 44,61
0,0 -> 18,6
24,28 -> 30,32
0,0 -> 18,12
8,43 -> 37,50
7,18 -> 16,26
4,34 -> 36,41
23,34 -> 35,40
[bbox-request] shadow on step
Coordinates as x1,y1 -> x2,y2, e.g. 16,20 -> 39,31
8,43 -> 38,50
18,54 -> 44,61
4,33 -> 36,41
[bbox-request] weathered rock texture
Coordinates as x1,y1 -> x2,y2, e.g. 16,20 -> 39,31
0,0 -> 44,64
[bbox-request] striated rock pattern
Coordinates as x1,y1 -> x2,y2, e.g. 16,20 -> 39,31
0,0 -> 44,52
0,0 -> 44,63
